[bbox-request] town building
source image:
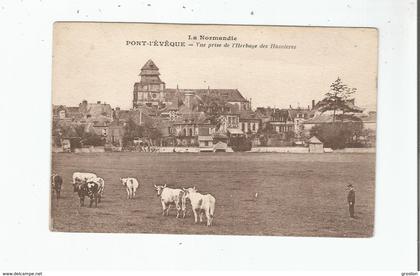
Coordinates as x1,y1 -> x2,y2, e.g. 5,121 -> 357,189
172,112 -> 215,147
256,108 -> 295,138
132,60 -> 251,111
198,126 -> 214,151
53,60 -> 377,151
239,110 -> 261,135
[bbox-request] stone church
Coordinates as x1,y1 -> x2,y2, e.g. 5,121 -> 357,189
132,59 -> 251,111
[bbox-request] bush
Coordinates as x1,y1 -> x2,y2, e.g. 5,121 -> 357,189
230,136 -> 252,152
310,122 -> 363,149
82,132 -> 105,147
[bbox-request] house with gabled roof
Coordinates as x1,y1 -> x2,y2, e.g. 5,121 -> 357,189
171,111 -> 215,147
238,110 -> 261,134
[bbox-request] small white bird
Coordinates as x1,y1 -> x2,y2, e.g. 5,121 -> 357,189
255,192 -> 258,199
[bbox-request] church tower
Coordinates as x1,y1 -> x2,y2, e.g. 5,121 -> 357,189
133,59 -> 166,108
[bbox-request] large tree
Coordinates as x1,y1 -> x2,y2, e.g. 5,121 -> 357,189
122,118 -> 144,146
142,118 -> 163,146
317,77 -> 361,122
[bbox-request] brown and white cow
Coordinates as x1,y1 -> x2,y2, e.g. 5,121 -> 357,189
74,180 -> 102,208
89,177 -> 105,203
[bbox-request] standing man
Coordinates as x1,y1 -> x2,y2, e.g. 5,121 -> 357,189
347,184 -> 356,218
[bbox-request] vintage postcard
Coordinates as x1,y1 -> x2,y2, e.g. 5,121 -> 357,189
51,22 -> 377,237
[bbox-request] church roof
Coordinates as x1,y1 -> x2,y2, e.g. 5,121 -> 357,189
141,59 -> 159,70
164,88 -> 247,102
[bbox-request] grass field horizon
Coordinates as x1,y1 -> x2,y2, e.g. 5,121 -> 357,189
51,152 -> 375,237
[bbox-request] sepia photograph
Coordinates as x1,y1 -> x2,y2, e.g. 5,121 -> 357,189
1,0 -> 418,273
50,22 -> 377,237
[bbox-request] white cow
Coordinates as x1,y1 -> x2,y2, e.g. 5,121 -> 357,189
88,177 -> 105,203
183,187 -> 216,226
120,177 -> 139,199
154,184 -> 184,218
72,172 -> 97,185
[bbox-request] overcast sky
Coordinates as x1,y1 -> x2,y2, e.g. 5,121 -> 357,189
52,23 -> 378,110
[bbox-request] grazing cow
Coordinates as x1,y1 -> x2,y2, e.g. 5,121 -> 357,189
51,173 -> 63,199
74,180 -> 101,207
120,177 -> 139,199
154,184 -> 185,218
183,187 -> 216,226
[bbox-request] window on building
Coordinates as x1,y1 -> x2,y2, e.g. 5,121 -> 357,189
252,123 -> 256,131
189,128 -> 193,136
204,141 -> 209,146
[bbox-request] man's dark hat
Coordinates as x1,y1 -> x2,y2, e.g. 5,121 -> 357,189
347,184 -> 354,188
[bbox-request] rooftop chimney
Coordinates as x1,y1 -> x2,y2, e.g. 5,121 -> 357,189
312,100 -> 315,109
